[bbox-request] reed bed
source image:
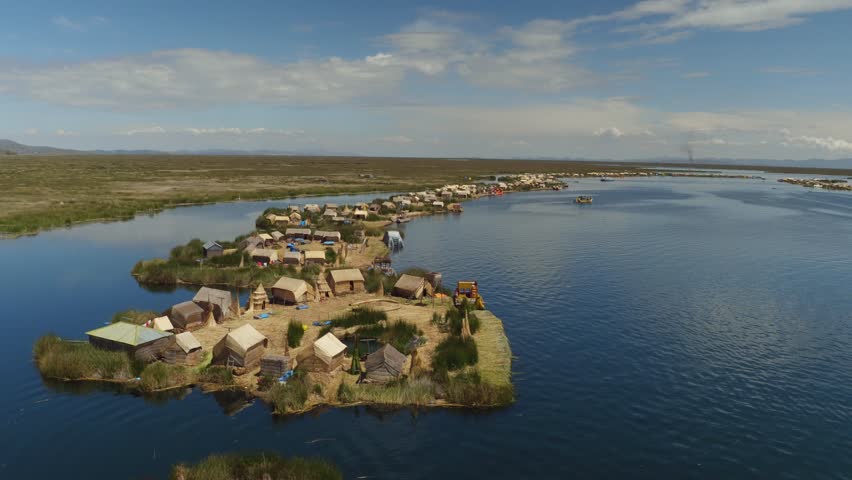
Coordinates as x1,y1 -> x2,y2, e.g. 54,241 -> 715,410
170,452 -> 341,480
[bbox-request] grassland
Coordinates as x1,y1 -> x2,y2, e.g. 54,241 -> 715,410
170,452 -> 341,480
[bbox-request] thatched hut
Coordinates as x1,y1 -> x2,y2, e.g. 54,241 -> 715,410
170,301 -> 205,331
203,241 -> 224,258
239,236 -> 263,253
193,287 -> 232,323
165,332 -> 203,366
282,251 -> 302,265
364,344 -> 407,384
304,250 -> 327,265
271,276 -> 312,304
285,227 -> 312,240
151,316 -> 174,332
297,333 -> 347,373
258,233 -> 274,246
326,269 -> 365,296
249,284 -> 268,311
213,324 -> 268,369
289,211 -> 302,223
250,248 -> 279,264
86,322 -> 173,363
392,274 -> 427,299
260,354 -> 291,378
314,230 -> 341,243
271,231 -> 284,242
353,209 -> 368,220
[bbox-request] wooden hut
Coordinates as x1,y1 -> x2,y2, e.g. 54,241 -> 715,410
213,324 -> 268,369
249,284 -> 268,311
353,209 -> 368,220
304,250 -> 327,265
285,227 -> 312,240
282,251 -> 302,265
297,333 -> 347,373
170,301 -> 205,331
364,344 -> 407,384
260,354 -> 291,378
289,211 -> 302,223
193,287 -> 232,323
271,276 -> 312,304
203,241 -> 224,258
251,248 -> 279,264
86,322 -> 173,363
326,269 -> 365,296
314,230 -> 341,243
165,332 -> 203,366
271,231 -> 285,242
239,236 -> 263,253
258,232 -> 274,246
392,274 -> 427,299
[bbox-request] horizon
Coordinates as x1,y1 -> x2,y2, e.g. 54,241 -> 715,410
2,1 -> 852,160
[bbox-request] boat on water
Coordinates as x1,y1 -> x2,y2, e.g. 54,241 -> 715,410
600,177 -> 616,182
575,195 -> 593,204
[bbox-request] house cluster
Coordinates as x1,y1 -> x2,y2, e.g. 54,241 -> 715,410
778,177 -> 852,191
264,202 -> 367,227
223,227 -> 347,266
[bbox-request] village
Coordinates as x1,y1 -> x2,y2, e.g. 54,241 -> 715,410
777,177 -> 852,191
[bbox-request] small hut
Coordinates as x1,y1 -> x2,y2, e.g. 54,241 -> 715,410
271,231 -> 285,242
239,236 -> 263,253
289,211 -> 302,223
193,287 -> 233,323
364,344 -> 407,384
170,301 -> 205,331
314,230 -> 341,243
304,250 -> 327,265
326,269 -> 365,296
165,332 -> 203,366
353,209 -> 368,220
392,274 -> 427,299
213,324 -> 268,369
203,241 -> 224,258
86,323 -> 173,362
260,354 -> 291,378
251,248 -> 279,264
282,251 -> 302,265
258,233 -> 274,246
249,284 -> 269,311
285,227 -> 312,240
271,277 -> 312,304
151,316 -> 174,332
297,333 -> 347,373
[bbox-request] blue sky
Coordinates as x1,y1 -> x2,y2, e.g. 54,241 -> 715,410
2,0 -> 852,160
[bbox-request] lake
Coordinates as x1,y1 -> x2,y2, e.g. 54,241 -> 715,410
2,176 -> 852,479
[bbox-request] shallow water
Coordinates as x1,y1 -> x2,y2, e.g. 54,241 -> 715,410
1,178 -> 852,479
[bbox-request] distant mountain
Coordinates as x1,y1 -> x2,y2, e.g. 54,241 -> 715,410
0,139 -> 79,155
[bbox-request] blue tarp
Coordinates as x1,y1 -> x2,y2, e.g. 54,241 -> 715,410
322,241 -> 335,245
254,313 -> 270,319
296,304 -> 309,310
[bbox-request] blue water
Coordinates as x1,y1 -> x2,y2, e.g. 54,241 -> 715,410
2,177 -> 852,479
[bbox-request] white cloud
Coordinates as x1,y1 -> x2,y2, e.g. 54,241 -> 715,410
379,135 -> 414,144
119,126 -> 167,135
681,71 -> 709,78
783,134 -> 852,152
23,128 -> 38,135
52,15 -> 107,32
118,126 -> 305,136
594,126 -> 625,138
0,48 -> 404,109
55,129 -> 78,136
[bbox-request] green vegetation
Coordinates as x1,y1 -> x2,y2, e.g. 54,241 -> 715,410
196,365 -> 235,386
445,306 -> 480,336
443,371 -> 514,406
324,247 -> 337,265
139,361 -> 191,392
170,452 -> 341,480
132,257 -> 316,287
351,377 -> 435,405
354,320 -> 421,354
432,337 -> 478,373
336,383 -> 355,403
110,309 -> 159,325
320,308 -> 387,336
34,335 -> 135,381
364,269 -> 396,294
268,373 -> 309,414
287,321 -> 305,348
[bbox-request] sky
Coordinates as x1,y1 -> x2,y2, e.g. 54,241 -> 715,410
1,0 -> 852,160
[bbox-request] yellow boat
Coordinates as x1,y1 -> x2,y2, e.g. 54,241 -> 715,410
575,195 -> 593,204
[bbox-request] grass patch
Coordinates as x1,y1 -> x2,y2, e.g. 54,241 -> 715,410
320,307 -> 387,336
287,321 -> 305,348
171,452 -> 341,480
352,377 -> 435,405
354,320 -> 421,354
268,373 -> 309,414
443,371 -> 514,406
139,361 -> 192,392
110,309 -> 160,325
337,382 -> 355,403
196,365 -> 235,385
432,336 -> 478,373
33,335 -> 135,381
444,306 -> 480,336
132,258 -> 316,287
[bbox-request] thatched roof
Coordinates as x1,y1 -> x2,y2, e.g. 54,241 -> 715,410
365,344 -> 406,377
252,284 -> 268,299
193,287 -> 232,312
394,274 -> 425,294
271,231 -> 284,240
327,268 -> 364,283
86,322 -> 172,347
258,233 -> 273,241
172,300 -> 203,318
314,333 -> 346,364
251,248 -> 278,261
304,250 -> 326,260
283,251 -> 302,262
315,230 -> 341,240
286,228 -> 312,236
174,332 -> 202,353
152,316 -> 174,331
223,324 -> 267,357
272,276 -> 309,298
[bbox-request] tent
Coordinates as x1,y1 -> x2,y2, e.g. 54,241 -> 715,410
364,344 -> 407,383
